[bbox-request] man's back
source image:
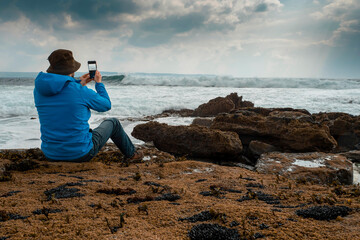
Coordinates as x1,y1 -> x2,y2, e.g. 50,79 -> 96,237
34,72 -> 111,160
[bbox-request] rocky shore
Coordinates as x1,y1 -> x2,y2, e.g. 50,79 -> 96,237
1,93 -> 360,239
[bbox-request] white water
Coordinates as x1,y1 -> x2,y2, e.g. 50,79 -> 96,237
0,73 -> 359,149
292,159 -> 326,168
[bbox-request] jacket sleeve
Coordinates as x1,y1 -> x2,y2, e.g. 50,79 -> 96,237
81,82 -> 111,112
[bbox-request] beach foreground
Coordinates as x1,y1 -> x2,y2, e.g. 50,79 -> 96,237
1,145 -> 360,240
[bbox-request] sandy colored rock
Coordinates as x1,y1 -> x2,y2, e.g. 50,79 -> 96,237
132,121 -> 243,160
256,152 -> 353,185
211,112 -> 337,152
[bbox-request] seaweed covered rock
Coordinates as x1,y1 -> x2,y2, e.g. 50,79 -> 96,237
132,122 -> 243,160
313,112 -> 360,151
296,205 -> 352,220
44,183 -> 85,200
188,223 -> 240,240
0,148 -> 46,161
211,111 -> 337,152
0,160 -> 12,182
256,152 -> 353,185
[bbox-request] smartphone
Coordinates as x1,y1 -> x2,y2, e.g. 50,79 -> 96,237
88,61 -> 97,79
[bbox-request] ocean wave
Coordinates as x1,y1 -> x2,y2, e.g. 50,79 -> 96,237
103,74 -> 360,89
1,73 -> 360,89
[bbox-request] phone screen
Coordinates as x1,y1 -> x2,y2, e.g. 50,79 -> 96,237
88,63 -> 97,71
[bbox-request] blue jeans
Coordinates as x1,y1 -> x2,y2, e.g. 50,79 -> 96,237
68,118 -> 135,162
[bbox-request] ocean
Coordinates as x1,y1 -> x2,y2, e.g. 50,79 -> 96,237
0,72 -> 360,149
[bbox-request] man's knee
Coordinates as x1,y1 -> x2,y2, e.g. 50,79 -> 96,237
105,118 -> 121,127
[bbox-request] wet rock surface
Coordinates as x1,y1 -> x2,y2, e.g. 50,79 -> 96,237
188,223 -> 240,240
237,190 -> 281,205
32,208 -> 62,215
296,205 -> 352,220
179,211 -> 216,223
154,193 -> 181,201
44,182 -> 85,200
132,121 -> 243,160
0,211 -> 28,222
0,190 -> 21,198
96,188 -> 136,195
256,152 -> 353,185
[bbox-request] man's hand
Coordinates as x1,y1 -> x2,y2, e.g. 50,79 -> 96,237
94,70 -> 102,83
79,73 -> 92,86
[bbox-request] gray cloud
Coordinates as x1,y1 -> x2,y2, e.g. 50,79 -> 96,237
255,3 -> 268,12
129,13 -> 206,47
0,0 -> 283,45
0,0 -> 138,30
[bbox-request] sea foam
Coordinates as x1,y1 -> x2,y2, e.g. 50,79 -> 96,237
110,73 -> 360,90
1,73 -> 360,89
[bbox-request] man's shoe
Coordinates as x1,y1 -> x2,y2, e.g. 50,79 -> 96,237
127,150 -> 144,162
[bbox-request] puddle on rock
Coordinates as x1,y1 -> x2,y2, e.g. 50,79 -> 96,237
353,163 -> 360,185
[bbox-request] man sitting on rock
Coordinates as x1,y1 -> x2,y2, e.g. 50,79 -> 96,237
34,49 -> 142,162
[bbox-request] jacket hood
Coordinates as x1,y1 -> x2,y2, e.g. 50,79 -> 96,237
35,72 -> 75,96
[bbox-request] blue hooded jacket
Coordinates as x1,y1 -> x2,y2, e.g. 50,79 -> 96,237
34,72 -> 111,160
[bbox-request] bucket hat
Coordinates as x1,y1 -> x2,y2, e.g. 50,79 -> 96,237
46,49 -> 81,75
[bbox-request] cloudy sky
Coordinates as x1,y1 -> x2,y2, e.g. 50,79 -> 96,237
0,0 -> 359,78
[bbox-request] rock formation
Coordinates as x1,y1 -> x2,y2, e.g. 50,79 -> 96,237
192,93 -> 254,117
313,112 -> 360,151
211,110 -> 337,152
132,121 -> 243,160
256,152 -> 353,185
193,97 -> 235,117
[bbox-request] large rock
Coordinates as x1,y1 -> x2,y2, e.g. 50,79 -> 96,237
193,97 -> 235,117
256,152 -> 353,185
225,93 -> 254,108
132,121 -> 243,160
313,112 -> 360,151
192,93 -> 255,117
211,111 -> 337,152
